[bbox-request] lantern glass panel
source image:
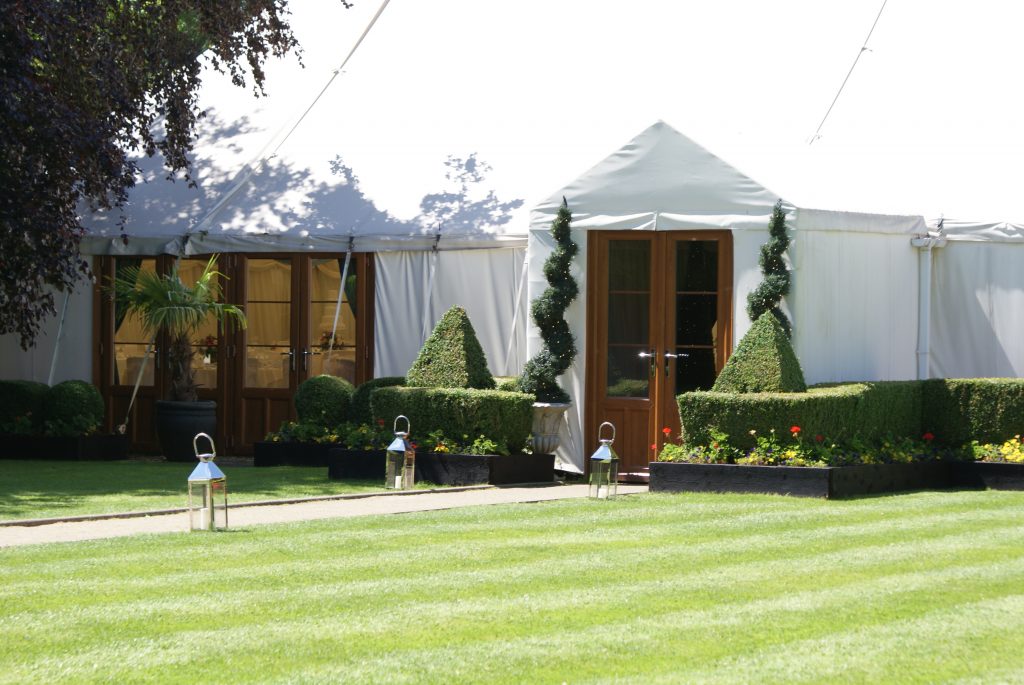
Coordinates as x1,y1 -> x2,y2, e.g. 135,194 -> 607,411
188,478 -> 228,531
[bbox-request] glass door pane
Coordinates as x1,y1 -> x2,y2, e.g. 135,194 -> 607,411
113,258 -> 157,387
308,257 -> 358,384
245,259 -> 292,389
673,240 -> 719,393
177,259 -> 220,390
606,240 -> 651,398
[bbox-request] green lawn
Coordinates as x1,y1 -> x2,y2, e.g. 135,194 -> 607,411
0,460 -> 387,521
2,490 -> 1024,683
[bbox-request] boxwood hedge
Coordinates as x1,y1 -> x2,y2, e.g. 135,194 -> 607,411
351,376 -> 405,425
922,378 -> 1024,446
679,378 -> 1024,449
0,380 -> 49,428
294,374 -> 354,426
370,386 -> 533,453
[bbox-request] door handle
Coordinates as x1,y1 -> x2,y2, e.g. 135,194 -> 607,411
281,349 -> 295,372
301,348 -> 312,371
638,348 -> 656,376
663,351 -> 689,376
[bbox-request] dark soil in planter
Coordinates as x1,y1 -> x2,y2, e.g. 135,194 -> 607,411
326,450 -> 555,486
0,434 -> 129,461
950,461 -> 1024,491
253,441 -> 335,467
650,461 -> 957,499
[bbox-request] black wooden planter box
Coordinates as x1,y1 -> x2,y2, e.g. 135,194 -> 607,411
950,461 -> 1024,491
649,461 -> 955,499
253,441 -> 335,467
326,449 -> 555,486
327,449 -> 385,480
0,434 -> 129,461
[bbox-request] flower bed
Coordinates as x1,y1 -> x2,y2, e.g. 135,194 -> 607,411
0,434 -> 129,461
650,461 -> 953,498
652,429 -> 1024,497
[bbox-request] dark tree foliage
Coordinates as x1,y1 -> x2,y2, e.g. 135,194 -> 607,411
0,0 -> 349,348
746,200 -> 794,337
519,199 -> 579,403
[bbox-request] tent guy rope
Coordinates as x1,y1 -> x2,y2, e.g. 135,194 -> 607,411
809,0 -> 889,144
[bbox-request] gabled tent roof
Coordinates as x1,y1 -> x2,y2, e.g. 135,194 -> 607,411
532,121 -> 782,232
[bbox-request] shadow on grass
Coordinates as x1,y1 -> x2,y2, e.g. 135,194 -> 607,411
0,460 -> 383,520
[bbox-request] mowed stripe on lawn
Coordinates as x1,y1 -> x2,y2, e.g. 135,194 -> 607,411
1,490 -> 1023,684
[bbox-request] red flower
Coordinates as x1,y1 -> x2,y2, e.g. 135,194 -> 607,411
815,434 -> 824,443
650,443 -> 657,451
922,432 -> 935,442
790,425 -> 801,435
377,419 -> 385,427
662,427 -> 672,436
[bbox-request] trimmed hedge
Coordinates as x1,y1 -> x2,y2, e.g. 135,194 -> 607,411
370,386 -> 533,453
680,378 -> 1024,450
922,378 -> 1024,446
679,381 -> 922,449
294,374 -> 354,426
406,306 -> 495,389
0,380 -> 49,427
351,376 -> 405,424
712,313 -> 806,393
41,380 -> 105,437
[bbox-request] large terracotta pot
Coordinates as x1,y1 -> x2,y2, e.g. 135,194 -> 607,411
155,400 -> 217,462
531,402 -> 571,455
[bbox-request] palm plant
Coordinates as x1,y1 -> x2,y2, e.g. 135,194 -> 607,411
111,256 -> 246,401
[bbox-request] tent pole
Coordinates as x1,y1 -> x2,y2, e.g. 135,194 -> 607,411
503,252 -> 529,376
911,228 -> 947,380
420,228 -> 442,344
47,290 -> 71,386
326,245 -> 354,367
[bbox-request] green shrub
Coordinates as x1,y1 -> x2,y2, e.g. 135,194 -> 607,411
41,380 -> 104,437
406,306 -> 495,389
712,313 -> 806,393
493,376 -> 521,393
679,381 -> 923,449
0,380 -> 49,432
294,375 -> 354,426
370,386 -> 533,453
351,376 -> 405,424
923,378 -> 1024,446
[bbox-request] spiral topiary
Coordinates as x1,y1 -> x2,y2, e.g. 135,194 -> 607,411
747,200 -> 793,337
519,198 -> 579,403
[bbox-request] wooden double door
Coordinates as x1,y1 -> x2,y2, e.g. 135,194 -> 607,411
586,231 -> 733,477
94,253 -> 375,454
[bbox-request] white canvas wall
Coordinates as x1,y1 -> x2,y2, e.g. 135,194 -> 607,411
790,230 -> 919,384
374,247 -> 528,380
0,285 -> 94,385
930,240 -> 1024,379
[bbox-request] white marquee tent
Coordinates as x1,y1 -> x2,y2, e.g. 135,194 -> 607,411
3,1 -> 1024,467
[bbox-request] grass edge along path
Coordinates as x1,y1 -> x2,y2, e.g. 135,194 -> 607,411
2,490 -> 1024,683
0,460 -> 413,522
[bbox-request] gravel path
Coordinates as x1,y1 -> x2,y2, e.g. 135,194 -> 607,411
0,483 -> 647,548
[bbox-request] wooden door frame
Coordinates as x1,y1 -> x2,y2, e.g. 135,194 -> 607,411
584,230 -> 734,473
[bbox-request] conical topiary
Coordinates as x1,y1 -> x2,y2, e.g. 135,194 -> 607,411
406,306 -> 495,389
712,312 -> 806,393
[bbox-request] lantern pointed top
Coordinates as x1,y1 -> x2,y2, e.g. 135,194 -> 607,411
188,460 -> 225,481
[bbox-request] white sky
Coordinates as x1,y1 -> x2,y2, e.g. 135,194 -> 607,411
186,0 -> 1024,229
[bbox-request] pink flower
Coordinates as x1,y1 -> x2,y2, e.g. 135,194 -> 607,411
650,443 -> 657,451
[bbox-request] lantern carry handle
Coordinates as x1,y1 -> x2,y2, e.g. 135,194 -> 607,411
393,415 -> 411,436
598,421 -> 616,444
193,432 -> 217,461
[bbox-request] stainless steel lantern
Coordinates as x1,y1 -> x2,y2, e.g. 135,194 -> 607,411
588,422 -> 619,499
385,415 -> 415,490
187,433 -> 228,531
